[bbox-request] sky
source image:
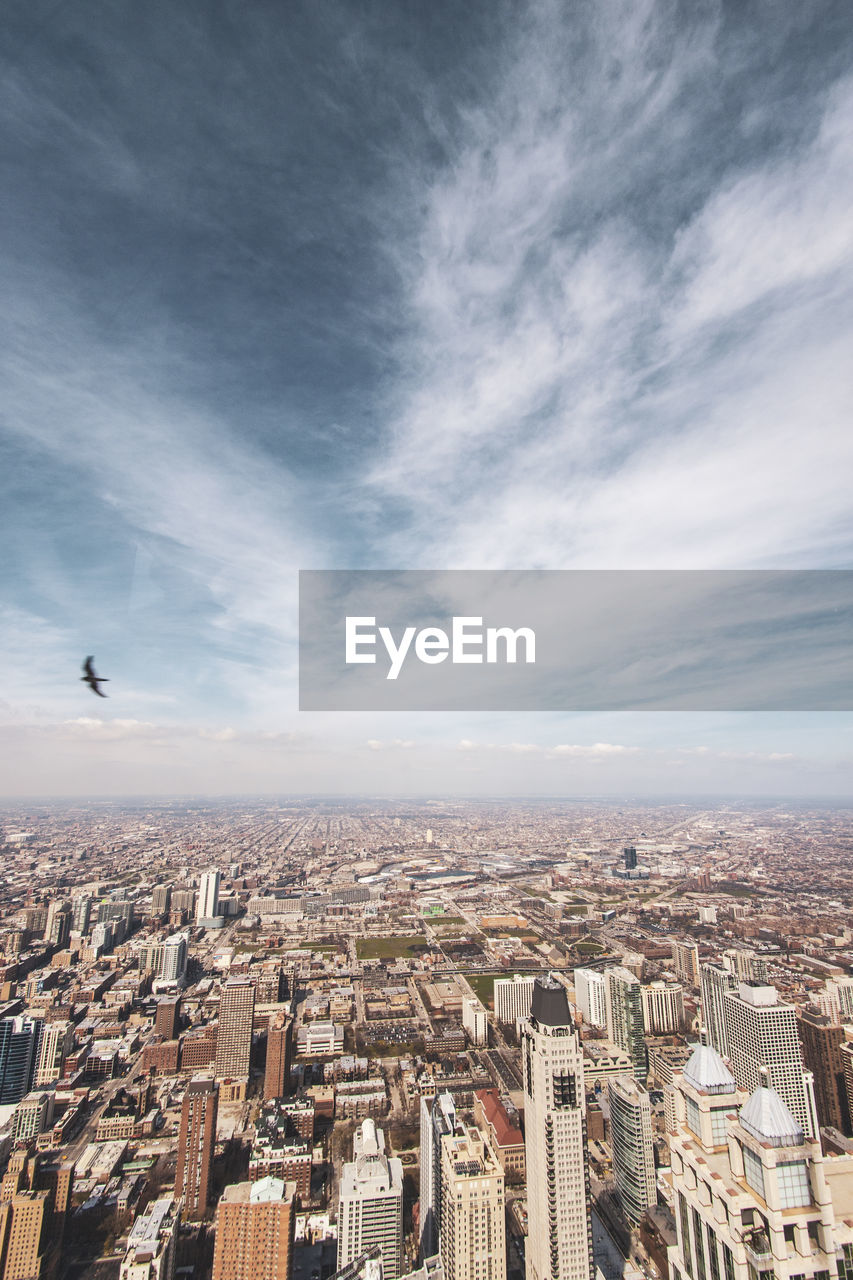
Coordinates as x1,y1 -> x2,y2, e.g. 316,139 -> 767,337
1,0 -> 853,797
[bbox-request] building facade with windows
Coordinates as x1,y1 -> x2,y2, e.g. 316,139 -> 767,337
667,1044 -> 853,1280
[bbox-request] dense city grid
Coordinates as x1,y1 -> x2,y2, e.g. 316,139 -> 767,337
1,798 -> 853,1280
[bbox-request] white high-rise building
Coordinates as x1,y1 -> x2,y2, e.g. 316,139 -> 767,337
494,974 -> 535,1025
462,997 -> 488,1047
338,1119 -> 403,1280
641,981 -> 684,1035
574,968 -> 606,1029
724,983 -> 816,1136
699,962 -> 738,1058
439,1125 -> 505,1280
419,1092 -> 461,1260
608,1075 -> 656,1225
522,976 -> 593,1280
160,933 -> 188,984
667,1045 -> 853,1280
197,869 -> 221,926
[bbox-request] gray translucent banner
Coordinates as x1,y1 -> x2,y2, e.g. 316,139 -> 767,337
298,570 -> 853,711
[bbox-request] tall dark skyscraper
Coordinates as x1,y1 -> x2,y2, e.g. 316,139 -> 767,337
0,1016 -> 42,1105
623,846 -> 638,870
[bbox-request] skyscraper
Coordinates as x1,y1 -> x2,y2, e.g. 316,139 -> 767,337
699,961 -> 738,1058
197,869 -> 221,926
33,1021 -> 73,1088
670,941 -> 700,987
263,1015 -> 293,1101
439,1125 -> 506,1280
155,997 -> 181,1041
493,974 -> 535,1025
419,1092 -> 462,1260
608,1075 -> 656,1226
338,1120 -> 403,1280
175,1076 -> 219,1219
159,933 -> 188,984
641,981 -> 684,1035
522,976 -> 594,1280
605,966 -> 647,1080
667,1044 -> 853,1280
0,1016 -> 42,1105
623,846 -> 638,870
0,1153 -> 73,1280
212,1177 -> 297,1280
724,983 -> 815,1136
215,978 -> 255,1081
574,968 -> 606,1029
70,895 -> 92,934
152,884 -> 172,916
797,1007 -> 849,1134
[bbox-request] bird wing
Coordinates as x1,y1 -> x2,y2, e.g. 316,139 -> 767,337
83,656 -> 96,678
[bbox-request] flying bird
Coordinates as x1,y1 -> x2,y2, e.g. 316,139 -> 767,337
81,656 -> 109,698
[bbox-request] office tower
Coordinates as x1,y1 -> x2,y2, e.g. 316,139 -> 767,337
212,1177 -> 297,1280
641,981 -> 684,1035
419,1092 -> 462,1260
623,846 -> 638,870
574,968 -> 606,1029
97,898 -> 134,927
699,962 -> 738,1058
338,1120 -> 403,1280
47,908 -> 71,949
462,997 -> 488,1046
605,967 -> 647,1080
670,941 -> 700,987
197,869 -> 221,925
667,1044 -> 853,1280
43,899 -> 67,942
608,1075 -> 656,1226
121,1198 -> 180,1280
152,884 -> 172,916
33,1021 -> 73,1087
522,976 -> 594,1280
439,1125 -> 505,1280
175,1076 -> 219,1219
0,1152 -> 73,1280
159,933 -> 188,984
215,979 -> 255,1081
172,888 -> 197,915
12,1092 -> 54,1144
493,974 -> 535,1024
797,1008 -> 849,1134
70,895 -> 92,934
835,976 -> 853,1023
155,997 -> 181,1041
264,1015 -> 293,1100
722,948 -> 767,985
724,983 -> 815,1136
816,985 -> 842,1023
0,1016 -> 42,1105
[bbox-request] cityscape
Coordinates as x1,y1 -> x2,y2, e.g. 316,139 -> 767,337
1,798 -> 853,1280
